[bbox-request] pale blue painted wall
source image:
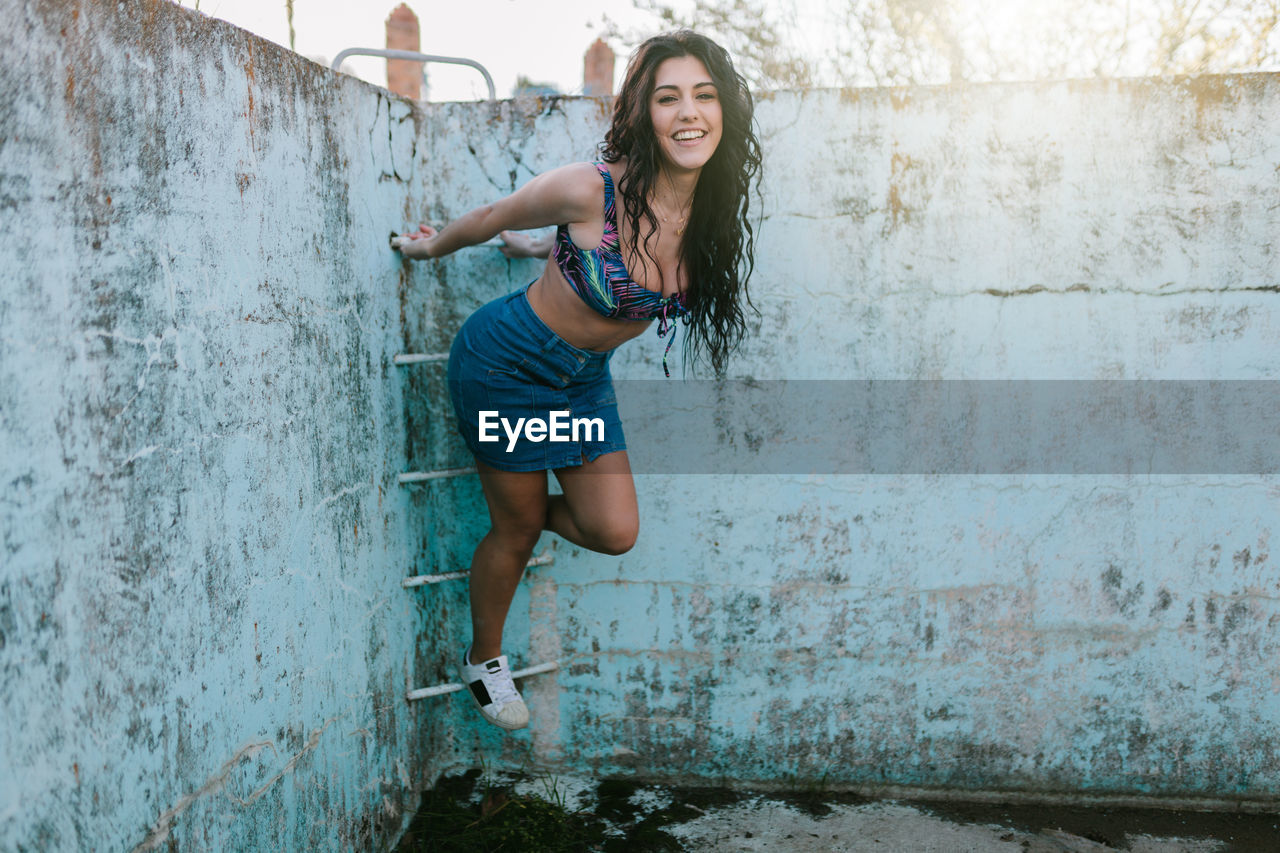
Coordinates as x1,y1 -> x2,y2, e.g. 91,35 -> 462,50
0,1 -> 465,849
2,1 -> 1279,850
418,79 -> 1280,801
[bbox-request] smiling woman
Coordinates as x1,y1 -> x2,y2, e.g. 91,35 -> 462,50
649,58 -> 724,180
390,30 -> 761,732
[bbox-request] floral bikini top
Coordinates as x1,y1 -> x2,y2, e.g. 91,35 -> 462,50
553,162 -> 690,376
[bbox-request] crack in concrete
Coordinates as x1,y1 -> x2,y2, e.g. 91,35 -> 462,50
131,739 -> 276,852
116,421 -> 296,471
83,325 -> 201,421
319,483 -> 368,506
224,716 -> 340,807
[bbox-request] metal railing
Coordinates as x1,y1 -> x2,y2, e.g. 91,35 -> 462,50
403,550 -> 555,588
407,660 -> 560,701
331,48 -> 496,101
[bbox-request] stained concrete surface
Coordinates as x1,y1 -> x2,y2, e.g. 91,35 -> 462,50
0,0 -> 453,848
662,798 -> 1273,852
407,770 -> 1280,851
439,75 -> 1280,798
7,0 -> 1280,847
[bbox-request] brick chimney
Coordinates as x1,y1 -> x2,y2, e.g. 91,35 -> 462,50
583,38 -> 614,96
385,4 -> 422,99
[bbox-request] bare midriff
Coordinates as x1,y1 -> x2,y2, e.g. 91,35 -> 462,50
526,260 -> 655,353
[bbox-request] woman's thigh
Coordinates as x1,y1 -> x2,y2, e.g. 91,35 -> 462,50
553,450 -> 639,549
476,461 -> 548,544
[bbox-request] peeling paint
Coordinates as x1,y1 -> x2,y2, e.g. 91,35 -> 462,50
2,0 -> 446,849
4,0 -> 1280,848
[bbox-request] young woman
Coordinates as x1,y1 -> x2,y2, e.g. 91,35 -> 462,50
393,31 -> 761,730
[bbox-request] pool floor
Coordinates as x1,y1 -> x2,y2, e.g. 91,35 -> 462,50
395,769 -> 1279,851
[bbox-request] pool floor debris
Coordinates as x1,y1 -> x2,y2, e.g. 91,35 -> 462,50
395,770 -> 1280,851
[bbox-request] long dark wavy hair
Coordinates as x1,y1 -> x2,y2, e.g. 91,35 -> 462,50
601,30 -> 762,376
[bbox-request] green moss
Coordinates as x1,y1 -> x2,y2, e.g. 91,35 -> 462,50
397,771 -> 741,852
395,769 -> 656,852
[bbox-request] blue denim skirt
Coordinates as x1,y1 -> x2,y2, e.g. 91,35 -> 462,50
447,284 -> 626,472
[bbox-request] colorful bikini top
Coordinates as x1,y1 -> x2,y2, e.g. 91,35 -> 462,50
553,162 -> 690,376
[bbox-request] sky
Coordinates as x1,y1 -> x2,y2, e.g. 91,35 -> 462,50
173,0 -> 668,101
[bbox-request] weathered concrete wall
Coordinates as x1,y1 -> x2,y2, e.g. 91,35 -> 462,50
0,1 -> 455,849
3,3 -> 1279,850
414,78 -> 1280,802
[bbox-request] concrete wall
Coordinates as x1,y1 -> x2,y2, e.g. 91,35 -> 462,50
417,78 -> 1280,803
0,1 -> 453,849
2,1 -> 1278,850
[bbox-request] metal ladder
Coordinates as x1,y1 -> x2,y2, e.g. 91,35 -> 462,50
395,346 -> 560,701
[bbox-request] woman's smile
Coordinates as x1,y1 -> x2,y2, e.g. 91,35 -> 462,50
650,55 -> 723,172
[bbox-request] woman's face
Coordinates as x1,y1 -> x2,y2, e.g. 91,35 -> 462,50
648,55 -> 723,175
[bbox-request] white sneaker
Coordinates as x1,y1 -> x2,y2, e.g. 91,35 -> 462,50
461,648 -> 529,730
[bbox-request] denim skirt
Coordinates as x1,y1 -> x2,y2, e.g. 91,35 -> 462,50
447,284 -> 626,472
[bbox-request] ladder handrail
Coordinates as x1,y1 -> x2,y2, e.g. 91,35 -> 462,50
407,660 -> 559,701
331,48 -> 497,101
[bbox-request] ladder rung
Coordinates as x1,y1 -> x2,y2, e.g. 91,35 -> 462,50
407,660 -> 560,701
399,467 -> 476,483
402,570 -> 469,587
393,353 -> 449,365
402,551 -> 554,588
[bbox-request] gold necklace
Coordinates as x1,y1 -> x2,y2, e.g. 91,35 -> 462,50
653,172 -> 694,235
654,202 -> 691,236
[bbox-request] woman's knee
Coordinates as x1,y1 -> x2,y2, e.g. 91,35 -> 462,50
488,517 -> 544,554
589,518 -> 639,556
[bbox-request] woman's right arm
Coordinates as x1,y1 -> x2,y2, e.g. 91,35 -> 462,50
392,163 -> 600,260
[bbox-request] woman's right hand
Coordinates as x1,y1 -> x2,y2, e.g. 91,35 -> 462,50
498,229 -> 553,259
390,224 -> 438,259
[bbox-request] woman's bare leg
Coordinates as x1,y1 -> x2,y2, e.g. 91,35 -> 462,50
468,450 -> 639,661
469,462 -> 548,662
549,451 -> 640,556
